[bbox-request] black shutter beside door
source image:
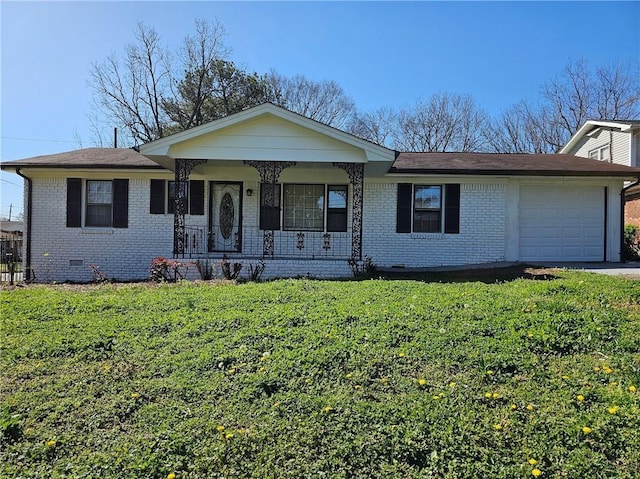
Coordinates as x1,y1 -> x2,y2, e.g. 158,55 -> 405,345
112,179 -> 129,228
396,183 -> 412,233
66,178 -> 82,227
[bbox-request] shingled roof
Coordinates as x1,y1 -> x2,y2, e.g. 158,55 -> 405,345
390,152 -> 640,177
0,148 -> 164,170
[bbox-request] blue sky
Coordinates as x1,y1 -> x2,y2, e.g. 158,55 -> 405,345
1,1 -> 639,218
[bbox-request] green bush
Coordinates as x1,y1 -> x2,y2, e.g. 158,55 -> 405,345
623,224 -> 640,261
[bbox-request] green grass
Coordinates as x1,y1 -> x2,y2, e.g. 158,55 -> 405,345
1,272 -> 639,478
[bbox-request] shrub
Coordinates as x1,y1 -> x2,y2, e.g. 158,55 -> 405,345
623,224 -> 640,261
149,257 -> 187,282
347,255 -> 376,279
247,259 -> 266,282
88,264 -> 109,283
220,257 -> 242,280
196,259 -> 215,280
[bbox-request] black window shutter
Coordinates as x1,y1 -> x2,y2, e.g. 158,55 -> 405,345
444,184 -> 461,234
396,183 -> 412,233
66,178 -> 82,227
150,179 -> 165,214
260,183 -> 281,230
112,179 -> 129,228
189,180 -> 205,216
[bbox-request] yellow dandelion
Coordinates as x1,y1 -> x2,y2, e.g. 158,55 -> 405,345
345,373 -> 353,379
486,370 -> 494,376
380,378 -> 388,384
528,459 -> 538,465
607,406 -> 619,415
398,352 -> 405,358
485,392 -> 493,399
432,395 -> 440,400
227,367 -> 237,374
216,425 -> 225,432
510,404 -> 517,410
449,382 -> 456,387
493,424 -> 502,430
259,367 -> 266,372
492,392 -> 499,399
418,378 -> 427,387
561,375 -> 569,380
593,366 -> 601,372
582,426 -> 592,434
390,424 -> 398,430
603,367 -> 613,374
629,385 -> 637,393
527,332 -> 534,338
305,378 -> 312,384
45,440 -> 56,448
323,406 -> 334,413
167,473 -> 176,479
609,381 -> 618,387
272,401 -> 280,408
526,404 -> 534,411
354,385 -> 363,390
576,395 -> 585,402
131,392 -> 140,399
532,469 -> 542,477
225,432 -> 233,439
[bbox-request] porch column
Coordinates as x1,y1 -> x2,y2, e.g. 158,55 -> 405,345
243,160 -> 296,256
174,159 -> 207,256
334,162 -> 364,260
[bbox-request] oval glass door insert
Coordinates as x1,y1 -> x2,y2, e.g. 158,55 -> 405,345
219,192 -> 235,239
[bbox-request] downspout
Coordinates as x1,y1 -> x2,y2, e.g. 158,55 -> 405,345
621,177 -> 640,263
14,168 -> 33,281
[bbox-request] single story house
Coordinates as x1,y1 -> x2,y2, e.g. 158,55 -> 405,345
2,103 -> 640,282
560,119 -> 640,226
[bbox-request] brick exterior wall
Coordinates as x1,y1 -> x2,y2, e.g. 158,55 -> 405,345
626,197 -> 640,227
24,174 -> 621,282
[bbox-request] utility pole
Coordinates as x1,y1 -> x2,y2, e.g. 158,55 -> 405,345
8,203 -> 12,221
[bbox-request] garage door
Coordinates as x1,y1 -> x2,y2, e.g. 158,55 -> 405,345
519,186 -> 605,262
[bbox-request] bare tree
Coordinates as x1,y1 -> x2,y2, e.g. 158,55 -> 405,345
265,72 -> 356,129
394,93 -> 489,152
89,22 -> 171,145
490,59 -> 640,153
348,107 -> 397,147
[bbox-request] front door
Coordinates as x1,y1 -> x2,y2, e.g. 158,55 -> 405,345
209,182 -> 242,252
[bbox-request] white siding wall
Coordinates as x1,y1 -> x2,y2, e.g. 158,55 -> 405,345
571,129 -> 631,166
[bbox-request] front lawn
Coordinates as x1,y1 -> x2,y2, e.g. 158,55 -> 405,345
1,271 -> 639,478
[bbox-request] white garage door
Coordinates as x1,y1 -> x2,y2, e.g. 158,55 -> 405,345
519,186 -> 605,262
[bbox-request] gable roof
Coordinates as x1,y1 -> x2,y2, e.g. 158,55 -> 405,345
0,148 -> 165,170
390,152 -> 640,177
140,102 -> 394,163
560,119 -> 640,154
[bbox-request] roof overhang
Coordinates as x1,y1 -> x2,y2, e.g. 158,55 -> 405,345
139,103 -> 395,170
560,120 -> 640,154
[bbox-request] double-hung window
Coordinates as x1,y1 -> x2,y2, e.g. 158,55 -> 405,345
260,184 -> 348,232
396,183 -> 460,234
588,144 -> 610,162
66,178 -> 129,228
86,180 -> 113,227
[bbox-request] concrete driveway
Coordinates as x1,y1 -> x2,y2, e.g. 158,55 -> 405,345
541,262 -> 640,277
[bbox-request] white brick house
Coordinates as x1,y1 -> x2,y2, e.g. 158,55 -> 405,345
3,104 -> 640,282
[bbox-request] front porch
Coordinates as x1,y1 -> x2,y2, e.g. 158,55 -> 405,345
181,225 -> 353,260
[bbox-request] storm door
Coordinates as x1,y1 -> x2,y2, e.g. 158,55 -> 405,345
208,182 -> 242,252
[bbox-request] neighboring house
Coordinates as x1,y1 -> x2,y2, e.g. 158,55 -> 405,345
560,120 -> 640,226
2,104 -> 640,282
0,220 -> 24,263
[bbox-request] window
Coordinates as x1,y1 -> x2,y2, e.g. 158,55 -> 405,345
413,185 -> 442,233
150,179 -> 204,215
86,180 -> 113,226
396,183 -> 460,234
259,183 -> 348,232
66,178 -> 128,228
588,144 -> 610,162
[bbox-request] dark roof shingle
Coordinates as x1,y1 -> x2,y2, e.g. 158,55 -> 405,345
0,148 -> 164,170
391,152 -> 640,177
